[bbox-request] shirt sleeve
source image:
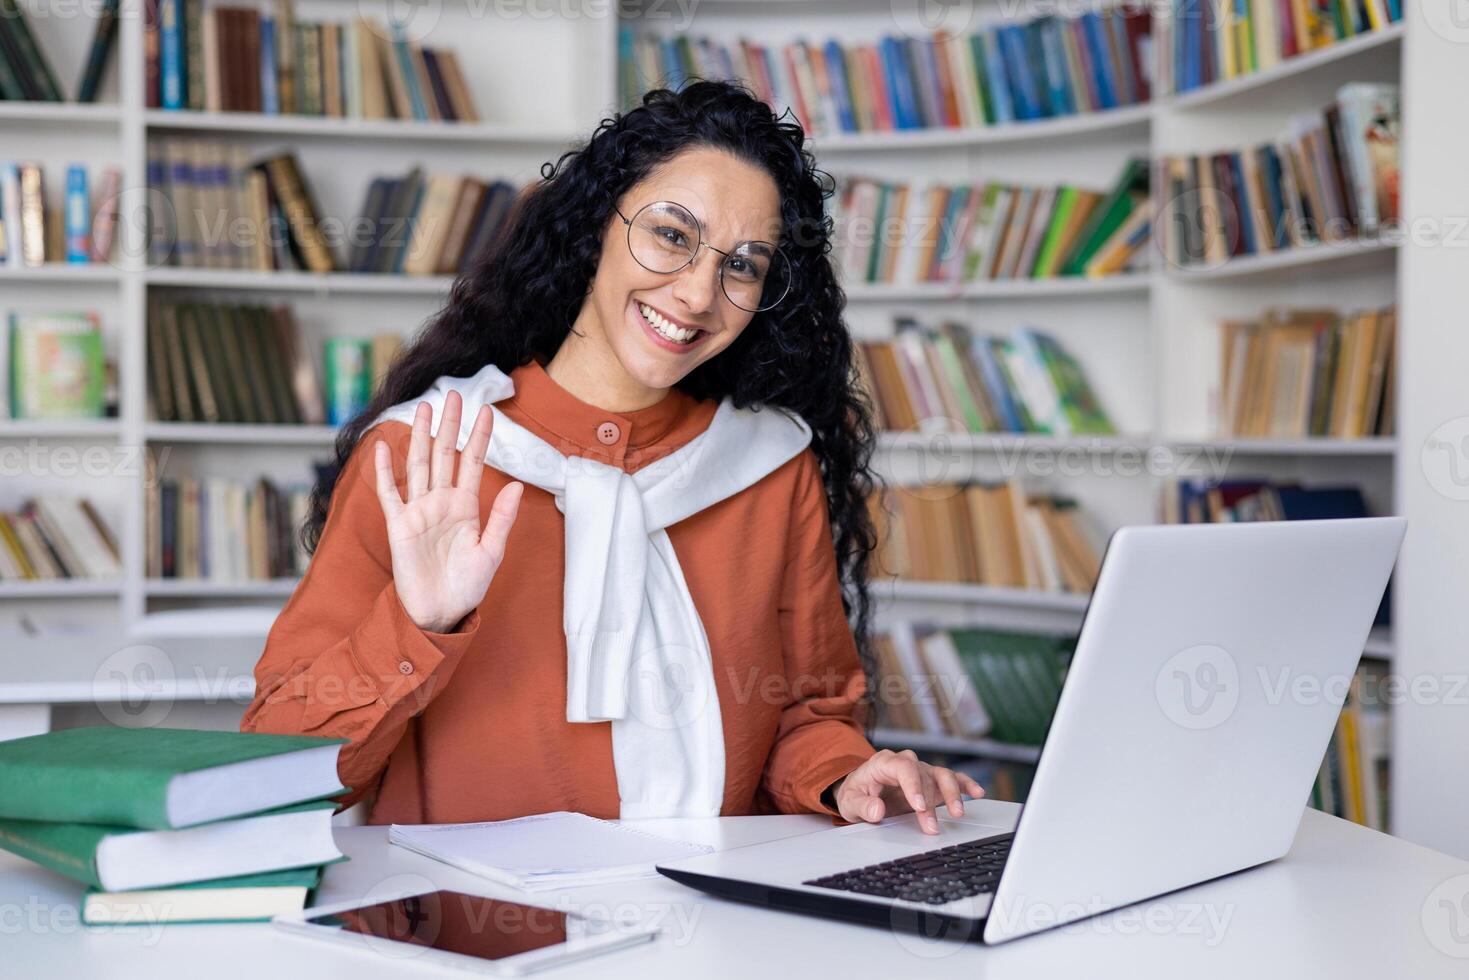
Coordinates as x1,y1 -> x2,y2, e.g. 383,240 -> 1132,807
239,421 -> 483,809
760,447 -> 877,817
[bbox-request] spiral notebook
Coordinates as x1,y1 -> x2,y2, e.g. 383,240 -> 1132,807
387,811 -> 714,891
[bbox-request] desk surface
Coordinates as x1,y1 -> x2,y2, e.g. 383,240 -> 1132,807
4,804 -> 1469,978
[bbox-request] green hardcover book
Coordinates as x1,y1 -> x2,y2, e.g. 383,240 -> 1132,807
951,631 -> 1029,744
8,311 -> 106,419
0,800 -> 341,891
930,329 -> 987,432
82,864 -> 331,925
968,34 -> 994,125
1030,186 -> 1079,279
865,184 -> 891,284
1059,158 -> 1149,277
0,726 -> 347,829
1030,330 -> 1116,435
324,336 -> 372,425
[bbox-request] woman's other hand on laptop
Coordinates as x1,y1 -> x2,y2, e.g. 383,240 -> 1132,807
829,750 -> 985,835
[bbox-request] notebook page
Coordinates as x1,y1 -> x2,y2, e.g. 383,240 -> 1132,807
389,811 -> 712,876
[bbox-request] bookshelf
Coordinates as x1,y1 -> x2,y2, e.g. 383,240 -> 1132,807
3,0 -> 1458,854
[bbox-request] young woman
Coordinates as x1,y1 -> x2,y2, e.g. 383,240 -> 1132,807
241,80 -> 983,834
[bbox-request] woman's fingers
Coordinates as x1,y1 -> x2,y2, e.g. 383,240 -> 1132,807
883,750 -> 936,832
431,390 -> 462,489
458,404 -> 493,498
932,766 -> 965,818
959,773 -> 986,800
407,401 -> 432,501
479,481 -> 524,563
373,440 -> 404,521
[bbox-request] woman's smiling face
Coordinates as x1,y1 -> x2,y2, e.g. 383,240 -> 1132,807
579,145 -> 784,392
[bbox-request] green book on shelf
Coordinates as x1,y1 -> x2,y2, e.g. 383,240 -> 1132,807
930,329 -> 988,432
1059,158 -> 1149,277
82,864 -> 330,926
8,312 -> 106,419
0,800 -> 341,892
0,725 -> 347,829
1030,186 -> 1080,279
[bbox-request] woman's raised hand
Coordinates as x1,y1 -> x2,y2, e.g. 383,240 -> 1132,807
373,389 -> 524,633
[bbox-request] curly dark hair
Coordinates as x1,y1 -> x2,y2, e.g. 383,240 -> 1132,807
304,78 -> 882,716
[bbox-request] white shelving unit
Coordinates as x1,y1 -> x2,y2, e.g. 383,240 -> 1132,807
2,0 -> 1448,852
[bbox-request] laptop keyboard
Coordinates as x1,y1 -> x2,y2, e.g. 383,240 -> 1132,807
803,833 -> 1014,906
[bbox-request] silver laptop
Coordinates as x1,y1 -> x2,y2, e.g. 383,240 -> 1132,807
657,518 -> 1406,944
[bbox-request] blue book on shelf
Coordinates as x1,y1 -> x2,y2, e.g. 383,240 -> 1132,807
880,36 -> 921,129
65,166 -> 89,263
981,29 -> 1014,124
393,36 -> 426,119
160,0 -> 184,109
823,40 -> 857,132
908,36 -> 942,128
970,335 -> 1026,433
1108,11 -> 1136,105
997,26 -> 1041,121
1386,0 -> 1401,20
1081,12 -> 1116,109
1021,21 -> 1056,118
1036,17 -> 1073,117
934,186 -> 970,278
659,38 -> 685,90
1228,153 -> 1257,254
1258,146 -> 1288,250
260,15 -> 280,115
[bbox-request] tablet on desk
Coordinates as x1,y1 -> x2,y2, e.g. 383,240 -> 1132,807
274,888 -> 658,976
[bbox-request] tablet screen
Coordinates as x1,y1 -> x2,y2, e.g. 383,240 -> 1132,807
303,890 -> 568,961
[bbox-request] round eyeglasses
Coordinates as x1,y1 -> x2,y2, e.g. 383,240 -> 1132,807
614,200 -> 792,313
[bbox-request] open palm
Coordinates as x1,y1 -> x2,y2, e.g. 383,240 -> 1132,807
373,389 -> 523,633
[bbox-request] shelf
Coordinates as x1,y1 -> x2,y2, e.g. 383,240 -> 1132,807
1166,239 -> 1398,282
0,263 -> 123,284
809,103 -> 1152,152
1168,25 -> 1404,111
0,102 -> 122,126
0,580 -> 122,599
870,728 -> 1042,764
0,420 -> 121,439
844,274 -> 1153,303
1163,437 -> 1397,457
878,580 -> 1091,613
143,109 -> 584,145
144,267 -> 456,294
877,431 -> 1150,453
144,579 -> 300,597
144,423 -> 340,446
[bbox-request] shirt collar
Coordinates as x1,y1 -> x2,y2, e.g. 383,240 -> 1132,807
499,356 -> 715,469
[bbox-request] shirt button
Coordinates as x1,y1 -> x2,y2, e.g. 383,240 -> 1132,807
398,660 -> 414,676
596,421 -> 621,445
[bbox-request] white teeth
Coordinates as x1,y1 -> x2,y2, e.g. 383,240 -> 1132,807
639,302 -> 699,344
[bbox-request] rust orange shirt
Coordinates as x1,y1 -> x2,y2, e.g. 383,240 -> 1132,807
240,355 -> 876,824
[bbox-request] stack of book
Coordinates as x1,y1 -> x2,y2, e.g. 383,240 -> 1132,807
145,473 -> 314,582
3,310 -> 111,420
875,622 -> 1070,746
0,0 -> 120,103
620,4 -> 1152,135
869,480 -> 1103,595
835,158 -> 1151,285
0,498 -> 121,582
347,170 -> 524,278
1160,82 -> 1400,268
856,321 -> 1115,437
0,163 -> 123,268
0,726 -> 347,924
1215,304 -> 1395,439
147,2 -> 479,122
1162,0 -> 1403,95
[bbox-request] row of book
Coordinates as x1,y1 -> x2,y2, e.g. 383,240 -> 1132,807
0,726 -> 345,924
144,473 -> 312,582
874,622 -> 1071,745
0,497 -> 121,582
0,0 -> 118,103
0,162 -> 122,268
835,158 -> 1152,287
1311,662 -> 1390,831
1160,83 -> 1399,267
620,5 -> 1153,137
856,321 -> 1115,438
1217,305 -> 1394,440
148,1 -> 479,122
868,481 -> 1103,595
3,310 -> 110,420
145,296 -> 400,426
1164,0 -> 1402,96
146,136 -> 525,275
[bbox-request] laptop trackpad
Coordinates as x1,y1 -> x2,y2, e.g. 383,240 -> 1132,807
842,815 -> 1012,847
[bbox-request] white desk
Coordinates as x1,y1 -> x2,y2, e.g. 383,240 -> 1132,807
4,803 -> 1469,978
